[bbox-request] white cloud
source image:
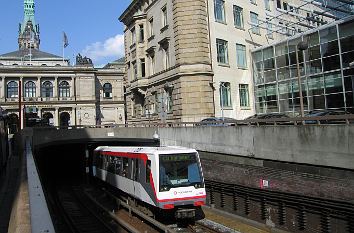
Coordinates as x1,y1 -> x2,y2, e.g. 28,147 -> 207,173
81,34 -> 124,64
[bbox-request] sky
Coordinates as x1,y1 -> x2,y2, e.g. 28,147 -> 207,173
0,0 -> 132,67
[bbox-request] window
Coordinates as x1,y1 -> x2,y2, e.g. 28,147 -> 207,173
266,18 -> 273,39
250,12 -> 260,34
41,81 -> 53,98
58,81 -> 70,97
165,89 -> 173,113
220,82 -> 232,107
131,27 -> 136,45
236,44 -> 247,68
277,0 -> 282,9
139,24 -> 144,43
133,61 -> 137,80
163,47 -> 170,69
214,0 -> 225,23
216,39 -> 228,64
239,84 -> 250,107
150,54 -> 155,75
24,81 -> 36,98
140,59 -> 146,78
149,18 -> 154,37
283,2 -> 288,11
146,160 -> 151,183
233,5 -> 244,28
103,83 -> 112,98
7,81 -> 18,98
162,6 -> 167,28
264,0 -> 270,10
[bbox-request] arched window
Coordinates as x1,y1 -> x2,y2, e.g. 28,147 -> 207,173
41,81 -> 53,98
7,81 -> 18,98
103,83 -> 112,98
59,81 -> 70,97
25,81 -> 36,98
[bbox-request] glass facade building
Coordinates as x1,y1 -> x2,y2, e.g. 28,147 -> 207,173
252,16 -> 354,115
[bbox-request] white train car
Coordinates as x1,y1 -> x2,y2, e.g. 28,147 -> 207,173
92,146 -> 206,219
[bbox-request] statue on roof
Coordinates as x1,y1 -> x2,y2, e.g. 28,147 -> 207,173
76,53 -> 93,66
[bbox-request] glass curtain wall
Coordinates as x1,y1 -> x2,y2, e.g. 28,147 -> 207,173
252,18 -> 354,115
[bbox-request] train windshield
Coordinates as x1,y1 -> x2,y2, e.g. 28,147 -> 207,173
159,153 -> 203,191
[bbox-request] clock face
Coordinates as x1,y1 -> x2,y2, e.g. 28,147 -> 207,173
84,113 -> 89,119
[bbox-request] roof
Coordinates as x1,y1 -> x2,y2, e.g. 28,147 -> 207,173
95,146 -> 197,155
103,57 -> 125,69
0,49 -> 63,60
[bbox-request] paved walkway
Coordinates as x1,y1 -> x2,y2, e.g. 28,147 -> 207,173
202,207 -> 289,233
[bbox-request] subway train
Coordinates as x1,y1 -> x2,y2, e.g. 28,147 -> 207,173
92,146 -> 206,219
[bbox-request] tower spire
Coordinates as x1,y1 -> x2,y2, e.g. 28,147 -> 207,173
18,0 -> 40,50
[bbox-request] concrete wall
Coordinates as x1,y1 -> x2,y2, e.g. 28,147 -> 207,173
31,127 -> 158,148
158,125 -> 354,170
30,125 -> 354,170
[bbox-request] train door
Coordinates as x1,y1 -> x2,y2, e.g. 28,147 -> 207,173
132,158 -> 142,199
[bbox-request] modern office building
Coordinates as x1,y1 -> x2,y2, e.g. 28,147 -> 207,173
252,16 -> 354,116
0,0 -> 125,130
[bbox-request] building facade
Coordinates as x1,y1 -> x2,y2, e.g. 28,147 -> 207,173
120,0 -> 214,123
0,0 -> 125,130
120,0 -> 339,122
252,16 -> 354,115
209,0 -> 272,120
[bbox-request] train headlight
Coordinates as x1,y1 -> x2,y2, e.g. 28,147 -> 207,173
194,183 -> 203,189
160,186 -> 170,192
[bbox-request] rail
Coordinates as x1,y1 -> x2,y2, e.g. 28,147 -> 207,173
32,114 -> 354,130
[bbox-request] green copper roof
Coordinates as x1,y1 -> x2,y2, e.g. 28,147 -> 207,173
21,0 -> 36,34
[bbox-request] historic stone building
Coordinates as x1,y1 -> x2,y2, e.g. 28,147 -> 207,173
0,0 -> 125,131
119,0 -> 214,123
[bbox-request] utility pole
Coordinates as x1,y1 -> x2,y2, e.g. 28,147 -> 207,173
296,41 -> 308,118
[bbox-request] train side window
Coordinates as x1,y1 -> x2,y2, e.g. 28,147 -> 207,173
103,156 -> 108,170
146,160 -> 151,183
107,156 -> 115,173
122,158 -> 129,177
133,159 -> 139,181
115,158 -> 122,175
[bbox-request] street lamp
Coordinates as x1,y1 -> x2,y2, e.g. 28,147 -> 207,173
296,41 -> 308,118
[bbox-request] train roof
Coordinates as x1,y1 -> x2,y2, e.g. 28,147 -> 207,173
94,146 -> 197,154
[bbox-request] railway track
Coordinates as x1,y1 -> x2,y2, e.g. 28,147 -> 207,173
205,179 -> 354,233
51,185 -> 118,233
47,181 -> 235,233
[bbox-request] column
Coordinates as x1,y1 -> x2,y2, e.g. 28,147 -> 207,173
37,107 -> 42,118
72,107 -> 77,126
54,76 -> 58,99
36,77 -> 41,100
70,76 -> 74,100
1,77 -> 5,99
54,107 -> 59,126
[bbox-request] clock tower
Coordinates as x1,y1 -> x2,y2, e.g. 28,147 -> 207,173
18,0 -> 40,50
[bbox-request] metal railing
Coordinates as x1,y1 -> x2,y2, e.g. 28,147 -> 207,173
32,114 -> 354,130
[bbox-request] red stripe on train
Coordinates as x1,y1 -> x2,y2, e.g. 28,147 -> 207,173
157,195 -> 206,203
101,151 -> 148,164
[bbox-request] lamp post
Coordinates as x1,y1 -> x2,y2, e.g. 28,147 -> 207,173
296,41 -> 308,118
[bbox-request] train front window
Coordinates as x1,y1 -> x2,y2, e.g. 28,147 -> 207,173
159,153 -> 203,191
